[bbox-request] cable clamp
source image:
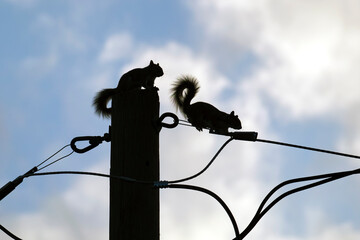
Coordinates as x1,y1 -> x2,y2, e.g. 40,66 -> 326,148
209,129 -> 258,141
154,181 -> 169,188
0,167 -> 38,202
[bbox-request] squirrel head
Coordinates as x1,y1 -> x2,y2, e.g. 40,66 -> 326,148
149,60 -> 164,77
228,111 -> 242,130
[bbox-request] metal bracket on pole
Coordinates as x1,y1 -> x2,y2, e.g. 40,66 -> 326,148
70,127 -> 111,153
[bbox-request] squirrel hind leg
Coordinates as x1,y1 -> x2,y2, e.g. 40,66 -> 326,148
187,116 -> 202,131
190,121 -> 205,132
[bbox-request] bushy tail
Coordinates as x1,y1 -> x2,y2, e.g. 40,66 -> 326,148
170,75 -> 200,116
93,88 -> 117,118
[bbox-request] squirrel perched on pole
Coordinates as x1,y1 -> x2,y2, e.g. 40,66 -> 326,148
171,75 -> 242,133
93,60 -> 163,118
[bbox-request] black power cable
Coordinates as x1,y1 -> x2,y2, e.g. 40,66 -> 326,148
0,145 -> 73,202
163,183 -> 240,239
3,122 -> 360,240
26,171 -> 153,185
0,224 -> 22,240
238,167 -> 360,239
27,172 -> 241,239
168,137 -> 234,184
256,138 -> 360,159
4,167 -> 360,240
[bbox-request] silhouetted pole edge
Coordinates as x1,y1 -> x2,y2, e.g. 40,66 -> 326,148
110,89 -> 160,240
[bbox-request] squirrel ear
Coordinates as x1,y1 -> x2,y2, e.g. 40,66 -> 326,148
150,60 -> 154,65
230,111 -> 235,116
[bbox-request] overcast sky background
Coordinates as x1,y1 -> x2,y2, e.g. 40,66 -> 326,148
1,0 -> 360,239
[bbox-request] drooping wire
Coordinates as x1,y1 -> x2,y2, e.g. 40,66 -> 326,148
168,137 -> 234,184
164,183 -> 240,239
238,167 -> 360,239
25,171 -> 154,185
24,171 -> 240,239
0,224 -> 22,240
174,118 -> 360,237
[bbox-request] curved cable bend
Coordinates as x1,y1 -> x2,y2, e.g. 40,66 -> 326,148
0,224 -> 22,240
168,137 -> 234,184
165,183 -> 240,239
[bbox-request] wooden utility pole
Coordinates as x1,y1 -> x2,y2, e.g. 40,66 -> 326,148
110,89 -> 159,240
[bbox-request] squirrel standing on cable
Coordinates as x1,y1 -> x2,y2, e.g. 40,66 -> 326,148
171,75 -> 242,133
93,60 -> 163,118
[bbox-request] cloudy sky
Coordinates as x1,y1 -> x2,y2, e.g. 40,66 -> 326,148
1,0 -> 360,239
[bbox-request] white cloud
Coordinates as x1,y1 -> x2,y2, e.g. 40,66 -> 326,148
309,223 -> 360,240
337,106 -> 360,161
189,0 -> 266,52
190,0 -> 360,120
21,52 -> 58,79
94,38 -> 234,116
184,1 -> 360,239
188,0 -> 360,185
98,33 -> 134,63
62,160 -> 109,218
255,1 -> 360,119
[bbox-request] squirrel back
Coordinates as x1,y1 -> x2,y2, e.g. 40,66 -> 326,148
171,75 -> 241,133
93,60 -> 163,118
117,60 -> 163,91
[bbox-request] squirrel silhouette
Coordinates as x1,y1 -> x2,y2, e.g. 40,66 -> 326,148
93,60 -> 163,118
171,75 -> 242,133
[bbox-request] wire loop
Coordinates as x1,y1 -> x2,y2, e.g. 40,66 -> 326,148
156,112 -> 179,132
